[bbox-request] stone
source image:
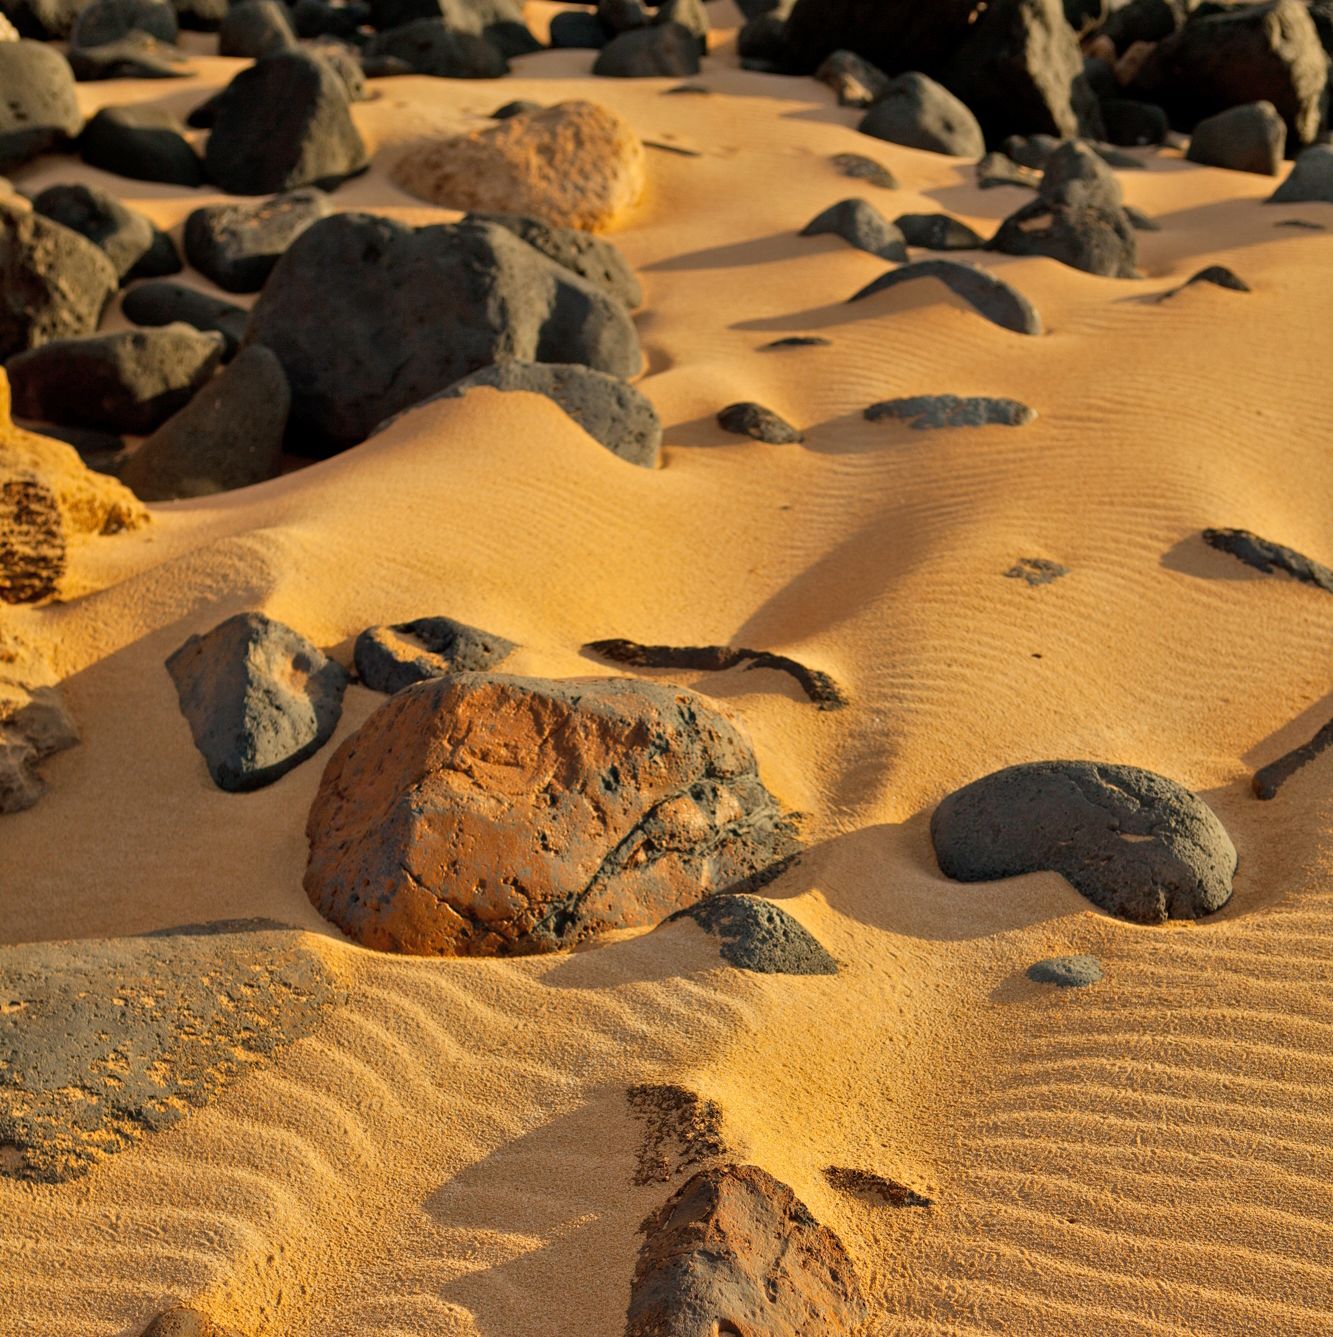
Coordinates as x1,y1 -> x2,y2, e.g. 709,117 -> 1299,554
865,395 -> 1035,429
428,361 -> 662,467
894,212 -> 985,250
303,674 -> 801,956
166,612 -> 348,792
799,198 -> 907,261
139,1309 -> 247,1337
184,189 -> 332,293
762,336 -> 831,349
592,22 -> 701,77
627,1083 -> 726,1186
668,894 -> 837,975
311,38 -> 367,102
1100,97 -> 1169,147
1124,204 -> 1159,232
67,32 -> 190,79
1006,556 -> 1069,585
858,71 -> 985,158
782,0 -> 981,75
0,923 -> 339,1181
823,1165 -> 932,1207
245,213 -> 643,452
0,203 -> 119,360
1201,527 -> 1333,594
71,0 -> 177,46
0,677 -> 78,814
931,760 -> 1237,923
119,346 -> 289,500
815,48 -> 890,108
549,9 -> 607,48
218,0 -> 295,56
736,12 -> 786,70
1101,0 -> 1192,50
392,100 -> 645,233
831,152 -> 897,188
627,1164 -> 867,1336
1028,954 -> 1103,987
1163,265 -> 1250,296
353,616 -> 515,694
0,40 -> 82,172
850,259 -> 1044,336
1187,101 -> 1284,176
31,182 -> 155,281
1,0 -> 84,39
205,50 -> 368,196
175,0 -> 229,30
7,326 -> 225,434
977,151 -> 1042,190
362,20 -> 509,78
655,0 -> 708,50
717,402 -> 802,445
1253,716 -> 1333,800
492,99 -> 543,119
122,282 -> 248,358
80,104 -> 203,185
365,0 -> 535,53
1269,144 -> 1333,204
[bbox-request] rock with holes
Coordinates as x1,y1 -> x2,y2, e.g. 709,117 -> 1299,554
353,616 -> 515,694
1269,144 -> 1333,204
865,395 -> 1035,429
627,1163 -> 867,1336
184,189 -> 332,293
857,71 -> 984,158
1187,101 -> 1285,176
303,674 -> 801,956
166,612 -> 348,792
0,40 -> 83,171
850,259 -> 1043,335
931,760 -> 1237,923
717,402 -> 802,445
668,894 -> 837,975
799,198 -> 906,261
1202,527 -> 1333,593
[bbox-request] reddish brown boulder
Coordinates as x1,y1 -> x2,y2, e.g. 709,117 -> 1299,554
303,674 -> 799,956
627,1164 -> 867,1336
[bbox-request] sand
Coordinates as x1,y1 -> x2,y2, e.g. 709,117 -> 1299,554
2,4 -> 1332,1333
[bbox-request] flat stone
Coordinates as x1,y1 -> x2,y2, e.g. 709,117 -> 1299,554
1162,266 -> 1251,298
864,395 -> 1035,429
353,616 -> 516,694
823,1166 -> 931,1207
850,259 -> 1043,336
1027,954 -> 1103,987
830,152 -> 897,189
1202,527 -> 1333,594
668,894 -> 837,975
717,402 -> 803,444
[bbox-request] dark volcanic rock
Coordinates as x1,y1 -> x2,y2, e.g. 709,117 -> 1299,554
1006,556 -> 1069,585
429,361 -> 662,467
205,50 -> 368,195
762,335 -> 831,349
627,1083 -> 726,1187
166,612 -> 348,791
1253,716 -> 1333,799
549,9 -> 607,48
717,402 -> 803,445
737,12 -> 787,70
353,616 -> 515,694
857,71 -> 984,158
122,281 -> 248,357
800,198 -> 907,260
931,759 -> 1237,923
782,0 -> 980,74
80,104 -> 203,185
32,182 -> 154,281
823,1165 -> 932,1207
1028,954 -> 1103,986
593,23 -> 701,77
119,345 -> 289,499
669,894 -> 837,975
245,213 -> 642,453
0,40 -> 83,172
363,20 -> 509,78
894,212 -> 985,251
67,32 -> 191,80
850,259 -> 1044,336
976,150 -> 1041,190
0,923 -> 339,1182
0,678 -> 79,815
218,0 -> 296,57
139,1308 -> 247,1337
7,326 -> 224,433
865,395 -> 1035,429
72,0 -> 178,46
815,48 -> 890,108
1100,97 -> 1168,147
303,674 -> 801,956
830,152 -> 897,189
1202,527 -> 1333,593
1162,265 -> 1250,296
1187,101 -> 1285,175
1269,144 -> 1333,203
365,0 -> 535,54
175,0 -> 229,30
184,189 -> 332,293
627,1164 -> 867,1336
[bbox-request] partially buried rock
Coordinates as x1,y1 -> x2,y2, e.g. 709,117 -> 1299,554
72,0 -> 177,46
857,71 -> 985,158
976,151 -> 1041,190
7,326 -> 224,434
67,31 -> 190,80
0,39 -> 83,171
122,281 -> 247,357
218,0 -> 296,58
1202,527 -> 1333,594
1269,144 -> 1333,204
850,259 -> 1044,336
166,611 -> 348,792
391,100 -> 645,233
668,894 -> 837,975
362,19 -> 508,78
895,213 -> 985,251
31,182 -> 154,281
800,198 -> 906,261
1253,716 -> 1333,800
354,616 -> 515,694
184,189 -> 332,293
830,151 -> 897,189
0,676 -> 78,814
1187,101 -> 1285,177
717,402 -> 802,445
865,395 -> 1034,429
627,1164 -> 867,1336
139,1309 -> 247,1337
80,104 -> 202,185
1006,556 -> 1068,585
1028,954 -> 1103,987
1162,265 -> 1250,297
593,22 -> 701,77
931,760 -> 1238,923
303,674 -> 801,955
815,48 -> 890,108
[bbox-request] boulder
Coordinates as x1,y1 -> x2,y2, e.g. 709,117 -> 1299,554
391,100 -> 645,233
1268,143 -> 1333,203
850,258 -> 1044,335
218,0 -> 296,56
549,9 -> 607,47
864,395 -> 1035,429
894,212 -> 985,250
71,0 -> 178,46
931,759 -> 1237,923
0,40 -> 82,172
166,611 -> 348,792
303,674 -> 801,955
353,616 -> 515,693
799,198 -> 907,260
245,213 -> 642,452
1099,97 -> 1168,146
668,894 -> 837,975
592,22 -> 701,77
183,189 -> 332,293
80,104 -> 203,185
121,282 -> 248,357
1187,100 -> 1285,175
31,182 -> 155,281
362,20 -> 509,78
717,402 -> 803,445
0,676 -> 79,814
857,71 -> 985,158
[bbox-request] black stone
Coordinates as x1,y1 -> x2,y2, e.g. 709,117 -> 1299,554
1027,954 -> 1103,987
800,198 -> 906,261
1202,527 -> 1333,594
1187,101 -> 1284,176
1100,98 -> 1168,147
80,104 -> 203,186
31,182 -> 155,281
894,212 -> 985,251
858,70 -> 985,158
592,22 -> 701,76
71,0 -> 177,46
353,616 -> 516,694
1269,144 -> 1333,204
669,894 -> 837,975
184,189 -> 332,293
717,402 -> 802,445
850,258 -> 1043,336
865,395 -> 1035,429
67,32 -> 191,80
1253,716 -> 1333,800
218,0 -> 297,57
549,9 -> 607,47
831,152 -> 897,189
121,281 -> 248,357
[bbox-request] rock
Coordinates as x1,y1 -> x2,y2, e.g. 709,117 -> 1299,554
1101,0 -> 1192,50
627,1164 -> 867,1336
823,1165 -> 932,1207
782,0 -> 981,75
363,19 -> 509,77
392,101 -> 644,233
119,346 -> 289,500
366,0 -> 535,53
0,923 -> 339,1181
1,0 -> 84,39
627,1083 -> 726,1187
1253,715 -> 1333,800
80,104 -> 203,185
1201,527 -> 1333,594
493,98 -> 543,119
815,49 -> 889,107
865,395 -> 1035,429
67,31 -> 190,79
668,894 -> 837,975
1268,144 -> 1333,203
830,152 -> 897,189
717,402 -> 802,445
245,213 -> 643,452
1124,204 -> 1159,232
977,151 -> 1042,189
1028,954 -> 1103,987
988,139 -> 1138,277
737,12 -> 786,70
549,9 -> 607,48
7,326 -> 224,434
1129,0 -> 1327,151
1006,556 -> 1069,585
1162,265 -> 1250,297
184,189 -> 332,293
655,0 -> 708,49
0,203 -> 120,358
762,335 -> 831,349
174,0 -> 229,30
31,182 -> 154,281
311,38 -> 367,102
850,259 -> 1044,336
139,1308 -> 247,1337
166,612 -> 347,792
205,50 -> 367,196
0,677 -> 78,814
858,71 -> 985,158
894,212 -> 985,250
303,674 -> 801,956
218,0 -> 295,56
429,361 -> 662,467
0,40 -> 82,172
133,226 -> 183,280
1187,101 -> 1284,176
592,22 -> 701,77
71,0 -> 177,46
353,616 -> 515,693
931,760 -> 1237,923
799,198 -> 906,260
1100,97 -> 1168,147
122,282 -> 248,357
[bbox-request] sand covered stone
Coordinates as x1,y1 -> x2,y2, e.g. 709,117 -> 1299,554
0,923 -> 340,1181
166,611 -> 348,792
184,189 -> 332,293
800,198 -> 906,261
931,760 -> 1237,923
1028,954 -> 1103,987
1269,144 -> 1333,204
303,674 -> 801,956
627,1163 -> 867,1336
857,71 -> 984,158
1164,266 -> 1251,297
851,259 -> 1043,335
717,402 -> 802,445
80,104 -> 203,185
353,615 -> 516,694
0,678 -> 78,813
865,395 -> 1035,430
0,39 -> 82,171
895,212 -> 985,251
831,151 -> 897,189
1187,102 -> 1285,176
1202,527 -> 1333,593
1006,556 -> 1069,585
815,48 -> 891,108
392,101 -> 645,233
669,894 -> 837,975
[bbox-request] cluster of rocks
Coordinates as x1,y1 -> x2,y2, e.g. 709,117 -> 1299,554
548,0 -> 710,78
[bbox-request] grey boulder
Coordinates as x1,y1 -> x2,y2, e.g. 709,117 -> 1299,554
668,894 -> 837,975
800,198 -> 907,260
353,616 -> 516,694
857,71 -> 984,158
894,212 -> 985,251
1187,101 -> 1285,176
0,40 -> 82,172
1027,954 -> 1103,987
1269,144 -> 1333,203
